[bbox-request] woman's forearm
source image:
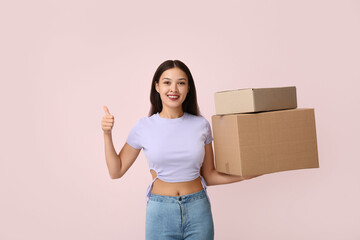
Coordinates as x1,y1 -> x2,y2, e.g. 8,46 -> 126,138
205,170 -> 260,186
104,132 -> 121,179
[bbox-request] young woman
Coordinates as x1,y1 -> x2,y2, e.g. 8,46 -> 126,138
102,59 -> 261,240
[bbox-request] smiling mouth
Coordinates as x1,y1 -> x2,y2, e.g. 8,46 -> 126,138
168,95 -> 180,100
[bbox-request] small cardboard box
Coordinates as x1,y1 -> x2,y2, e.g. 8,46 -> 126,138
212,108 -> 319,176
214,86 -> 297,115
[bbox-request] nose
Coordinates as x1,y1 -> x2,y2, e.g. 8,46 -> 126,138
170,82 -> 178,92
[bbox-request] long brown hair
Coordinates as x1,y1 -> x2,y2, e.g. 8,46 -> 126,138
148,60 -> 202,117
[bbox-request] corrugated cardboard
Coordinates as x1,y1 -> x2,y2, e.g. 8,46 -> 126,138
214,86 -> 297,115
212,108 -> 319,176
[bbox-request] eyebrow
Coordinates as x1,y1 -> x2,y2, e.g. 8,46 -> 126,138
162,77 -> 187,81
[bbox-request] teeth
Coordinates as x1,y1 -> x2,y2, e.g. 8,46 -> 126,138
168,96 -> 179,98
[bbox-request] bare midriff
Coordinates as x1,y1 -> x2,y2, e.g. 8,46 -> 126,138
150,169 -> 204,196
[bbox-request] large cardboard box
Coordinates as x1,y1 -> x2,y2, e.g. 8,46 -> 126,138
214,86 -> 297,115
212,108 -> 319,176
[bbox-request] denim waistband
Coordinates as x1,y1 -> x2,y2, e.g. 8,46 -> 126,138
148,189 -> 207,204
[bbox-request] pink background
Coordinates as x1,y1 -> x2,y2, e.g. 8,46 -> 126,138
1,0 -> 359,239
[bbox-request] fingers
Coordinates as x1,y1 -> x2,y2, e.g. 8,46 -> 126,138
102,106 -> 114,121
104,106 -> 111,115
102,106 -> 114,134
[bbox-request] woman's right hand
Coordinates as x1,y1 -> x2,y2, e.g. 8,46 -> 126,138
102,106 -> 114,134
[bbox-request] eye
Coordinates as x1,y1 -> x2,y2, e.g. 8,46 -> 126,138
164,81 -> 170,84
179,82 -> 185,85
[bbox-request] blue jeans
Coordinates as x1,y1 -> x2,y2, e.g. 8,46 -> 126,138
145,189 -> 214,240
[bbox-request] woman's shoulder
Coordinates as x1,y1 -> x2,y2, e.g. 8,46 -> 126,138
185,112 -> 210,125
137,113 -> 157,125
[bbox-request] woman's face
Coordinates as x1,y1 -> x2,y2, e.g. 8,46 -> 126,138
155,67 -> 190,110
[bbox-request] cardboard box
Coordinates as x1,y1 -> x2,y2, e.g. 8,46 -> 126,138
214,86 -> 297,115
212,108 -> 319,176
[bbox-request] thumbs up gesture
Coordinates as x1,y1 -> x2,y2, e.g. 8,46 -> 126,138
102,106 -> 114,134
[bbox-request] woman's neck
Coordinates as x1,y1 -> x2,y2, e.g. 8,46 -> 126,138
159,108 -> 184,119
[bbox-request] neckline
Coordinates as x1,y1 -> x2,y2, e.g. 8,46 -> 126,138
156,112 -> 187,122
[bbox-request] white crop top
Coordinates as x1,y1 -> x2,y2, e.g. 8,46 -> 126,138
126,111 -> 213,202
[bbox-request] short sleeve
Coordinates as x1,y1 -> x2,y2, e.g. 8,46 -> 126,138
204,119 -> 213,145
126,119 -> 143,149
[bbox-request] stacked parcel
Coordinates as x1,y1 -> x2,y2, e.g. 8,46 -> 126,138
212,86 -> 319,177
